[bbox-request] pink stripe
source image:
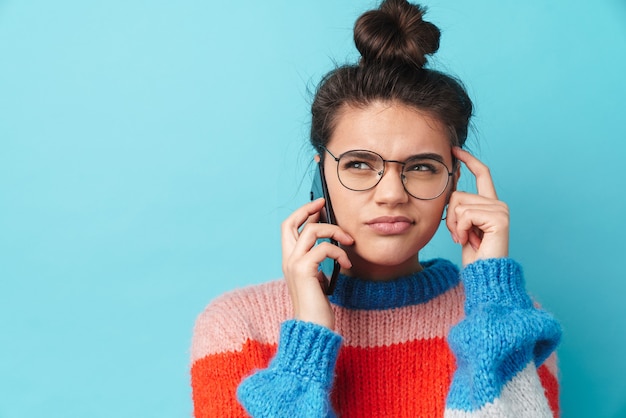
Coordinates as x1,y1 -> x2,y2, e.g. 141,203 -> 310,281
543,351 -> 558,377
190,280 -> 291,362
191,280 -> 466,362
335,283 -> 465,347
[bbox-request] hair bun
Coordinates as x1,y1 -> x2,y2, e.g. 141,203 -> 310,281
354,0 -> 440,68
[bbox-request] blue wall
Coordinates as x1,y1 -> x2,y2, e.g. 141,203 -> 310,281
1,1 -> 625,417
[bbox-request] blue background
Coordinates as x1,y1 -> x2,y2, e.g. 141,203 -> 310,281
1,1 -> 625,417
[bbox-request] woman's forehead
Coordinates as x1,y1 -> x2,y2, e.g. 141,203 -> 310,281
328,101 -> 452,157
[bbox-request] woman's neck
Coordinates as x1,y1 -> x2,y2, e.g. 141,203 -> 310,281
341,252 -> 423,281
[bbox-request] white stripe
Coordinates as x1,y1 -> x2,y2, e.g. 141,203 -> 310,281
445,362 -> 552,418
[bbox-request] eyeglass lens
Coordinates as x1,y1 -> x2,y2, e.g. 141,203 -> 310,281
336,150 -> 450,200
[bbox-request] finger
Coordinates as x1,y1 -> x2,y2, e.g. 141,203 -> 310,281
446,192 -> 506,223
308,241 -> 353,270
452,147 -> 498,199
447,190 -> 505,206
283,198 -> 326,234
298,210 -> 320,234
281,198 -> 327,258
446,192 -> 494,242
284,241 -> 352,286
292,222 -> 354,258
468,226 -> 483,251
450,205 -> 508,245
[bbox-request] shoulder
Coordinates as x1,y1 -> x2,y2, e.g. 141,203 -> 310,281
190,280 -> 291,363
199,280 -> 290,319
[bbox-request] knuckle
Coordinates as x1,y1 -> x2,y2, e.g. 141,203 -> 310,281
298,222 -> 314,236
319,241 -> 339,255
281,217 -> 294,231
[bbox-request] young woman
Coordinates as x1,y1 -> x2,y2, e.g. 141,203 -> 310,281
190,0 -> 561,416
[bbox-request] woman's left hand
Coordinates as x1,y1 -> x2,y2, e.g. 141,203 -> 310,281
446,147 -> 509,266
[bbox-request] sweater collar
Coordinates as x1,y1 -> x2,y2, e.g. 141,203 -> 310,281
328,258 -> 459,310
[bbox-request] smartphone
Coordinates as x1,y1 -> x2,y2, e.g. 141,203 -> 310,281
310,162 -> 340,295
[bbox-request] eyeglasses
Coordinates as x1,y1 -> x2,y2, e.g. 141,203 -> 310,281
322,147 -> 455,200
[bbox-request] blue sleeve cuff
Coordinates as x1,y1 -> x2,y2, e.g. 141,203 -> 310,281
461,258 -> 533,313
237,320 -> 342,417
447,258 -> 562,411
271,319 -> 343,388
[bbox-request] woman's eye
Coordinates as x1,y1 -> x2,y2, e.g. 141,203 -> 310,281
407,163 -> 435,172
344,160 -> 372,170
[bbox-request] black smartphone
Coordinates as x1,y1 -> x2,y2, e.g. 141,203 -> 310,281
310,161 -> 341,295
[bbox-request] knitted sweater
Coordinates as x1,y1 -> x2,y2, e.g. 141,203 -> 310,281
190,258 -> 561,417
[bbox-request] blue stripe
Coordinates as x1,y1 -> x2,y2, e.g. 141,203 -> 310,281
329,258 -> 460,310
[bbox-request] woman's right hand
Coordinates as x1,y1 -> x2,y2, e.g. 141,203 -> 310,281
281,198 -> 354,330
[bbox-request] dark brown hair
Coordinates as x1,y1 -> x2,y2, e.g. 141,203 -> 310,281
310,0 -> 472,152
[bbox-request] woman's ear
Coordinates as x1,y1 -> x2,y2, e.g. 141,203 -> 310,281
314,154 -> 321,163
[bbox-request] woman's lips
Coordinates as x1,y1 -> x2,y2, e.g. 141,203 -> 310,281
366,216 -> 414,235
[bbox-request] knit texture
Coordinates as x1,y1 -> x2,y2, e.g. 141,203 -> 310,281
190,258 -> 561,417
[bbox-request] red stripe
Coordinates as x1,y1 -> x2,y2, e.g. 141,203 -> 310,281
538,364 -> 560,417
191,337 -> 559,417
191,340 -> 277,418
332,337 -> 455,417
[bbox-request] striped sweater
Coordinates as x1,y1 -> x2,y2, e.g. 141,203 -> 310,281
190,258 -> 561,417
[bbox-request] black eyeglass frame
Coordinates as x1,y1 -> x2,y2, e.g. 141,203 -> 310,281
321,146 -> 457,201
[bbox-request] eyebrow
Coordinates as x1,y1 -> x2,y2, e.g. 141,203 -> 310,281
403,153 -> 446,163
348,150 -> 380,159
341,149 -> 448,164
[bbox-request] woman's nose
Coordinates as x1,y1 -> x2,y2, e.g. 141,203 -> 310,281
373,163 -> 409,205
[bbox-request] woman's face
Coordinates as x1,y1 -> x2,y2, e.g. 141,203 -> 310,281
323,100 -> 456,280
